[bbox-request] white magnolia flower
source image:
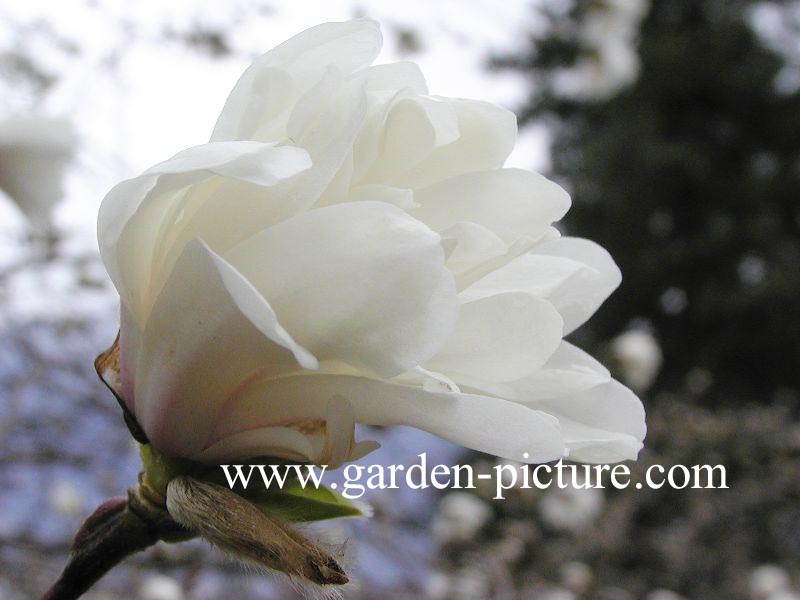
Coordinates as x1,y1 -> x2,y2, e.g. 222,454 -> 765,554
0,114 -> 76,228
611,328 -> 662,392
97,20 -> 645,469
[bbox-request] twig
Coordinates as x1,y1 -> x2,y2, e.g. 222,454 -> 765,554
41,485 -> 194,600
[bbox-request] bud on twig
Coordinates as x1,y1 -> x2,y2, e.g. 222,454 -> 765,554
166,476 -> 349,587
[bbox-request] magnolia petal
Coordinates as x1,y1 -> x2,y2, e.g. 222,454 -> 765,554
453,237 -> 541,293
224,201 -> 458,378
412,168 -> 570,244
193,424 -> 382,466
151,72 -> 370,297
195,394 -> 380,467
314,151 -> 355,206
100,142 -> 310,246
280,69 -> 369,207
208,374 -> 566,463
360,61 -> 428,94
346,184 -> 417,209
362,95 -> 460,184
460,252 -> 586,303
396,98 -> 518,189
211,19 -> 382,142
97,142 -> 311,324
321,395 -> 357,468
460,237 -> 621,334
444,369 -> 642,463
286,68 -> 366,162
528,237 -> 622,333
255,19 -> 381,84
510,341 -> 612,400
390,366 -> 462,396
532,341 -> 613,397
440,222 -> 508,276
196,427 -> 316,463
532,379 -> 645,463
559,420 -> 643,463
143,142 -> 309,186
453,341 -> 611,402
427,292 -> 563,382
133,239 -> 317,457
348,89 -> 399,183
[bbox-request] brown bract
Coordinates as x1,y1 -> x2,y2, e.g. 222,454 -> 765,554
94,332 -> 149,444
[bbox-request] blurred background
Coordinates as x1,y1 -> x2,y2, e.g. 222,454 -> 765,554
1,1 -> 799,598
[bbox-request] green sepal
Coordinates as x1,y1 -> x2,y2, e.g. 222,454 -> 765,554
198,463 -> 364,522
139,444 -> 364,522
139,444 -> 199,498
247,478 -> 364,523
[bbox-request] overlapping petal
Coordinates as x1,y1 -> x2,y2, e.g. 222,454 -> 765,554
211,19 -> 382,142
531,380 -> 646,463
461,237 -> 622,334
426,292 -> 563,382
224,201 -> 458,378
131,239 -> 316,457
97,141 -> 311,325
412,168 -> 570,244
355,97 -> 517,190
206,373 -> 566,464
195,396 -> 381,467
154,70 -> 371,285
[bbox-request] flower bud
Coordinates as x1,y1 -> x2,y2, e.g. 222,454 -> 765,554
165,476 -> 348,587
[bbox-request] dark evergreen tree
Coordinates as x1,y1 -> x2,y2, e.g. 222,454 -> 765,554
497,0 -> 800,404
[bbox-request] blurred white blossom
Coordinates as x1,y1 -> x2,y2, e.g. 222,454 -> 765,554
0,114 -> 76,230
48,480 -> 83,518
554,0 -> 649,100
611,328 -> 663,392
738,254 -> 767,286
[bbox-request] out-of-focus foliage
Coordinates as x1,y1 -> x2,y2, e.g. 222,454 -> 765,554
496,0 -> 800,405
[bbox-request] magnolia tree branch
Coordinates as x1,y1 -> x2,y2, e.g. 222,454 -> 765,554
41,486 -> 194,600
